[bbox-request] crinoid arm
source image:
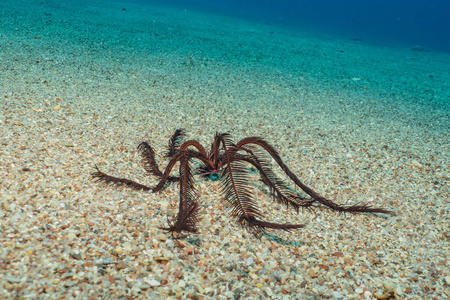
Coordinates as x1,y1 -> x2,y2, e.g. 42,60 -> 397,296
218,134 -> 306,235
166,129 -> 186,157
160,156 -> 201,234
246,216 -> 306,234
138,140 -> 181,187
137,141 -> 164,178
236,136 -> 394,216
151,150 -> 193,192
160,201 -> 200,236
234,153 -> 307,212
91,165 -> 151,191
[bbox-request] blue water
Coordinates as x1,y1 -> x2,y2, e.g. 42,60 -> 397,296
141,0 -> 450,53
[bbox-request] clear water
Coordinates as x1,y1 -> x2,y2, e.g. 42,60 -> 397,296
144,0 -> 450,53
2,0 -> 449,128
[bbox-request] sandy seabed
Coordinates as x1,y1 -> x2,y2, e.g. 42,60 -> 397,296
1,0 -> 449,299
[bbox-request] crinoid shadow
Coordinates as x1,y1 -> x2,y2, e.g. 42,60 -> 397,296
92,129 -> 393,237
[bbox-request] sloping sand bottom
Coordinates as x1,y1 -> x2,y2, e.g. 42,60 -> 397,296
1,0 -> 449,299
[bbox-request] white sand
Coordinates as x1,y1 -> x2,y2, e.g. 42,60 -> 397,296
1,0 -> 449,299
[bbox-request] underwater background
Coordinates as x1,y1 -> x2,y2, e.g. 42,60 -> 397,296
147,0 -> 450,53
1,0 -> 449,299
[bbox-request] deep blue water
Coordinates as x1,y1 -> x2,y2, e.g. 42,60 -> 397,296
136,0 -> 450,53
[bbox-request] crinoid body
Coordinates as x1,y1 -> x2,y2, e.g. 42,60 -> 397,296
92,129 -> 393,236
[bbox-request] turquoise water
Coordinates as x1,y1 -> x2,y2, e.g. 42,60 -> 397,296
1,0 -> 449,130
1,2 -> 448,298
